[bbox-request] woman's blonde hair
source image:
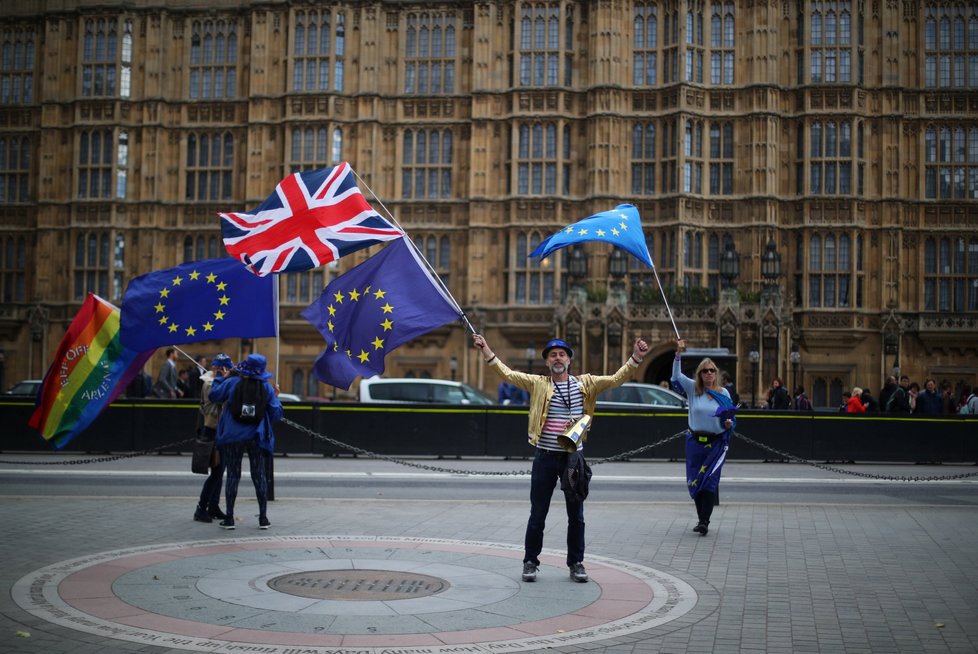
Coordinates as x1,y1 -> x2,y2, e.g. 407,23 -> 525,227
694,358 -> 721,395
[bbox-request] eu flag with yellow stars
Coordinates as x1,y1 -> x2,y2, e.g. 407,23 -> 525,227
529,204 -> 654,267
301,238 -> 461,390
120,259 -> 277,351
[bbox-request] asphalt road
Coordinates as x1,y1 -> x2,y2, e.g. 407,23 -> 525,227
1,453 -> 975,506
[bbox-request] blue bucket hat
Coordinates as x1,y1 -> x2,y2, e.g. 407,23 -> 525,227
542,338 -> 574,359
212,353 -> 234,369
234,353 -> 273,380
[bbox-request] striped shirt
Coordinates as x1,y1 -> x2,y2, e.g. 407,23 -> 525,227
539,376 -> 585,452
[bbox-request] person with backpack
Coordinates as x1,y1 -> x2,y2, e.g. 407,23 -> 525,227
885,375 -> 912,413
208,353 -> 283,530
193,353 -> 233,524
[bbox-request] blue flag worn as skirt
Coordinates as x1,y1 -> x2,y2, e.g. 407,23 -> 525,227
684,389 -> 736,499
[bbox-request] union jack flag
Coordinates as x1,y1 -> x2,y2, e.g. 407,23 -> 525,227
218,162 -> 404,276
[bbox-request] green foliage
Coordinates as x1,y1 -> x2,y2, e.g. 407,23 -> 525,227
629,284 -> 715,305
585,285 -> 608,303
737,287 -> 760,303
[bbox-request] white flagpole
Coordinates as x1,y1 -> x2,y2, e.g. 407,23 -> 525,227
352,168 -> 476,335
650,263 -> 682,340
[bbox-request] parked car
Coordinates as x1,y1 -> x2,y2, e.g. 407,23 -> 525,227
4,379 -> 42,397
277,392 -> 302,402
596,382 -> 688,409
359,377 -> 494,405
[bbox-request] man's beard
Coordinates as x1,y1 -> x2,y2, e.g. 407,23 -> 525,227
549,362 -> 567,375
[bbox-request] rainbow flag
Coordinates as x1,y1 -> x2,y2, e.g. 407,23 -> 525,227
28,294 -> 154,449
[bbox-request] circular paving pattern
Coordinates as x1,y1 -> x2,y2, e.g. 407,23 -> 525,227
13,535 -> 704,653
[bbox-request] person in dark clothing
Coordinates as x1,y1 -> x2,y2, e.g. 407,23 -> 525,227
878,376 -> 898,412
860,388 -> 880,412
126,369 -> 152,398
886,375 -> 912,413
209,353 -> 283,530
794,386 -> 812,410
176,368 -> 192,399
915,379 -> 942,415
766,377 -> 791,410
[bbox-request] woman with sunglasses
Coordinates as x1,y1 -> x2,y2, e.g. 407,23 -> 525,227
672,339 -> 736,536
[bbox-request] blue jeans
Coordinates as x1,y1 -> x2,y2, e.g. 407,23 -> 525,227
524,448 -> 585,567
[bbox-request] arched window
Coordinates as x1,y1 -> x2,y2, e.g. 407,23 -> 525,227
189,19 -> 237,98
0,234 -> 26,302
515,121 -> 568,195
510,231 -> 554,305
402,128 -> 453,199
516,2 -> 571,87
185,131 -> 234,201
404,12 -> 457,94
924,236 -> 978,311
74,231 -> 125,301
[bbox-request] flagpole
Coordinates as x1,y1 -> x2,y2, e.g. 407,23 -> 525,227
650,263 -> 682,340
352,168 -> 476,335
173,344 -> 206,374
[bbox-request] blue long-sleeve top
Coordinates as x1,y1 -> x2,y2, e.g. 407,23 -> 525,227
672,357 -> 729,434
208,375 -> 283,453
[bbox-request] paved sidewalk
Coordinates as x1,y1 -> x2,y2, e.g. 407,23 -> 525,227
1,453 -> 977,653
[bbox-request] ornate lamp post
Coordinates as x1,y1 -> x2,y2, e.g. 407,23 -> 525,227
761,239 -> 781,284
748,348 -> 760,408
525,344 -> 535,374
608,249 -> 627,290
719,242 -> 740,290
449,354 -> 458,381
568,246 -> 588,293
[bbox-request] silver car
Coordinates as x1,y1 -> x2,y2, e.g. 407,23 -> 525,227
4,379 -> 42,397
596,382 -> 688,409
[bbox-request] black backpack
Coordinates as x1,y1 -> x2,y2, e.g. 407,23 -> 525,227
229,377 -> 268,424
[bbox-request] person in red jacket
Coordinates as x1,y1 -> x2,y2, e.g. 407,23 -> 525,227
846,387 -> 867,413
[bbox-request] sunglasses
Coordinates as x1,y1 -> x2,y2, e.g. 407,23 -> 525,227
700,368 -> 717,374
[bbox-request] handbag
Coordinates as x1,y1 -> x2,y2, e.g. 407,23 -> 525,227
191,438 -> 214,474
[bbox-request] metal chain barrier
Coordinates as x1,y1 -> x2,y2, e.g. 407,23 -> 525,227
732,431 -> 978,482
1,422 -> 975,482
0,437 -> 197,466
280,417 -> 688,475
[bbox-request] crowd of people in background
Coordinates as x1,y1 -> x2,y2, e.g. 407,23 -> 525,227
675,370 -> 973,416
125,352 -> 211,399
845,375 -> 976,416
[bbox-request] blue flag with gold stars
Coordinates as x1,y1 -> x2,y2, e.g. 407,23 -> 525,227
301,238 -> 461,390
529,204 -> 653,267
119,259 -> 277,351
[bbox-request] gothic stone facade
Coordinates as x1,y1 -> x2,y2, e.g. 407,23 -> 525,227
0,0 -> 976,408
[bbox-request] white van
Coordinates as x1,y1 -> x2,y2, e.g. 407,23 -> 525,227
358,377 -> 494,405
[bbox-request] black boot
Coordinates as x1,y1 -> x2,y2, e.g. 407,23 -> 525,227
193,505 -> 212,523
207,505 -> 227,520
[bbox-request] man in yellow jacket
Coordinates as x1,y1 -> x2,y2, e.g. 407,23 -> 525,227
472,333 -> 649,583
